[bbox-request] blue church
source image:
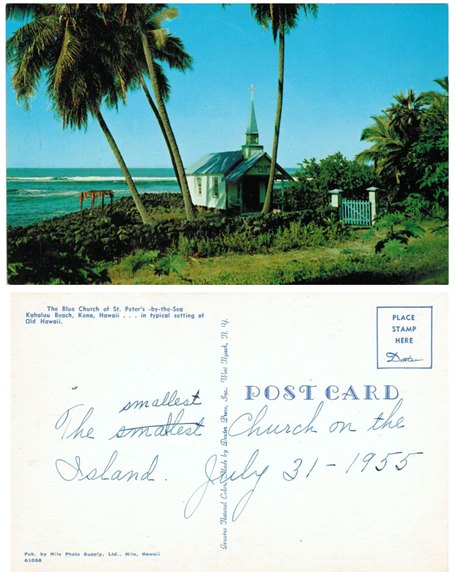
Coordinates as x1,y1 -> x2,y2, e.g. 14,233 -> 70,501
186,90 -> 293,213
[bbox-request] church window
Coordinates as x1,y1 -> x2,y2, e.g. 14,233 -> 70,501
212,177 -> 219,198
196,177 -> 202,196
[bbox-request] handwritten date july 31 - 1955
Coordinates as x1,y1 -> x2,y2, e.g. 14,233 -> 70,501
53,445 -> 424,523
184,447 -> 423,522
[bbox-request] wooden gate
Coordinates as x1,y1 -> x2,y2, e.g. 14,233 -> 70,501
341,199 -> 372,226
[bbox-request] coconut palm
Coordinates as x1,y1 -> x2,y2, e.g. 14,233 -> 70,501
356,114 -> 406,185
7,4 -> 151,224
113,4 -> 196,221
97,4 -> 193,200
386,89 -> 430,145
142,36 -> 193,196
250,3 -> 318,214
358,79 -> 449,206
139,75 -> 182,190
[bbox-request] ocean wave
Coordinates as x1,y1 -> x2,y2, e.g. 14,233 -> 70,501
8,189 -> 83,197
7,175 -> 177,183
8,187 -> 165,198
7,176 -> 57,181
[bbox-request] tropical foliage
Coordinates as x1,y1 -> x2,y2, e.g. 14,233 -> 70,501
357,78 -> 448,216
7,4 -> 153,223
6,3 -> 196,222
105,4 -> 196,221
276,153 -> 375,216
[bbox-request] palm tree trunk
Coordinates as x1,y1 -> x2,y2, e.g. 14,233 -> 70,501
141,32 -> 195,222
262,22 -> 285,215
94,107 -> 151,224
139,76 -> 182,192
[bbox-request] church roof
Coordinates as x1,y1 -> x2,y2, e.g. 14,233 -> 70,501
225,152 -> 267,183
225,152 -> 294,183
188,150 -> 293,181
186,151 -> 243,175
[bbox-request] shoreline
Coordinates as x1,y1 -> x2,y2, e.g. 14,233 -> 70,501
7,187 -> 181,229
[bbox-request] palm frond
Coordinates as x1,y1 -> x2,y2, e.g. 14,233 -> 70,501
150,27 -> 168,49
434,76 -> 448,94
53,22 -> 82,94
154,34 -> 193,71
153,62 -> 171,101
154,6 -> 178,26
6,4 -> 49,20
250,3 -> 318,41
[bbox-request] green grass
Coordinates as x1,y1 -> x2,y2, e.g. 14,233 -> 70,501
107,222 -> 448,285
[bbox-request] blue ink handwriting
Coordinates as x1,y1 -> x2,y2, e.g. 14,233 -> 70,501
110,409 -> 205,439
368,398 -> 405,431
386,352 -> 423,363
184,449 -> 269,522
55,404 -> 95,440
228,402 -> 323,438
55,450 -> 159,482
119,390 -> 202,413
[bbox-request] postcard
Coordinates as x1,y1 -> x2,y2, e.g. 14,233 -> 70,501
4,3 -> 450,572
11,291 -> 448,571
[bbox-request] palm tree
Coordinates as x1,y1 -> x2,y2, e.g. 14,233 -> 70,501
139,74 -> 182,190
358,80 -> 449,206
114,4 -> 196,221
249,3 -> 318,214
98,4 -> 193,205
140,36 -> 193,196
7,4 -> 152,224
356,114 -> 405,185
386,89 -> 430,145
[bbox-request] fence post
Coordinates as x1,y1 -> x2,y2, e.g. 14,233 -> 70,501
328,188 -> 344,210
367,186 -> 379,224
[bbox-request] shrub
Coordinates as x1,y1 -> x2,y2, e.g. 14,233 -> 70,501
128,250 -> 161,274
195,236 -> 225,257
257,232 -> 272,253
322,214 -> 350,241
178,235 -> 197,257
7,249 -> 110,285
403,193 -> 432,220
379,239 -> 408,258
155,254 -> 187,277
373,213 -> 425,253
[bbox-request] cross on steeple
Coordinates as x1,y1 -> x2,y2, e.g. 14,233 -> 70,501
249,83 -> 255,102
246,85 -> 258,136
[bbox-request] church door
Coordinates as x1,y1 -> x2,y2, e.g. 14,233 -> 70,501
242,176 -> 262,212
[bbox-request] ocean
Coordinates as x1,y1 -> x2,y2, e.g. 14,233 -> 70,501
7,166 -> 298,227
7,167 -> 179,227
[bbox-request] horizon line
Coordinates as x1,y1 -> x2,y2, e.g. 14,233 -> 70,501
6,164 -> 299,170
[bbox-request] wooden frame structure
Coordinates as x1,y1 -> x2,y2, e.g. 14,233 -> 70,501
79,190 -> 114,212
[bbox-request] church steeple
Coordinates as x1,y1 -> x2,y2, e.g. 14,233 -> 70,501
242,84 -> 263,159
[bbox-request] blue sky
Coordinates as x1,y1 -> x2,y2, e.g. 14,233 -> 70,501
5,3 -> 448,169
